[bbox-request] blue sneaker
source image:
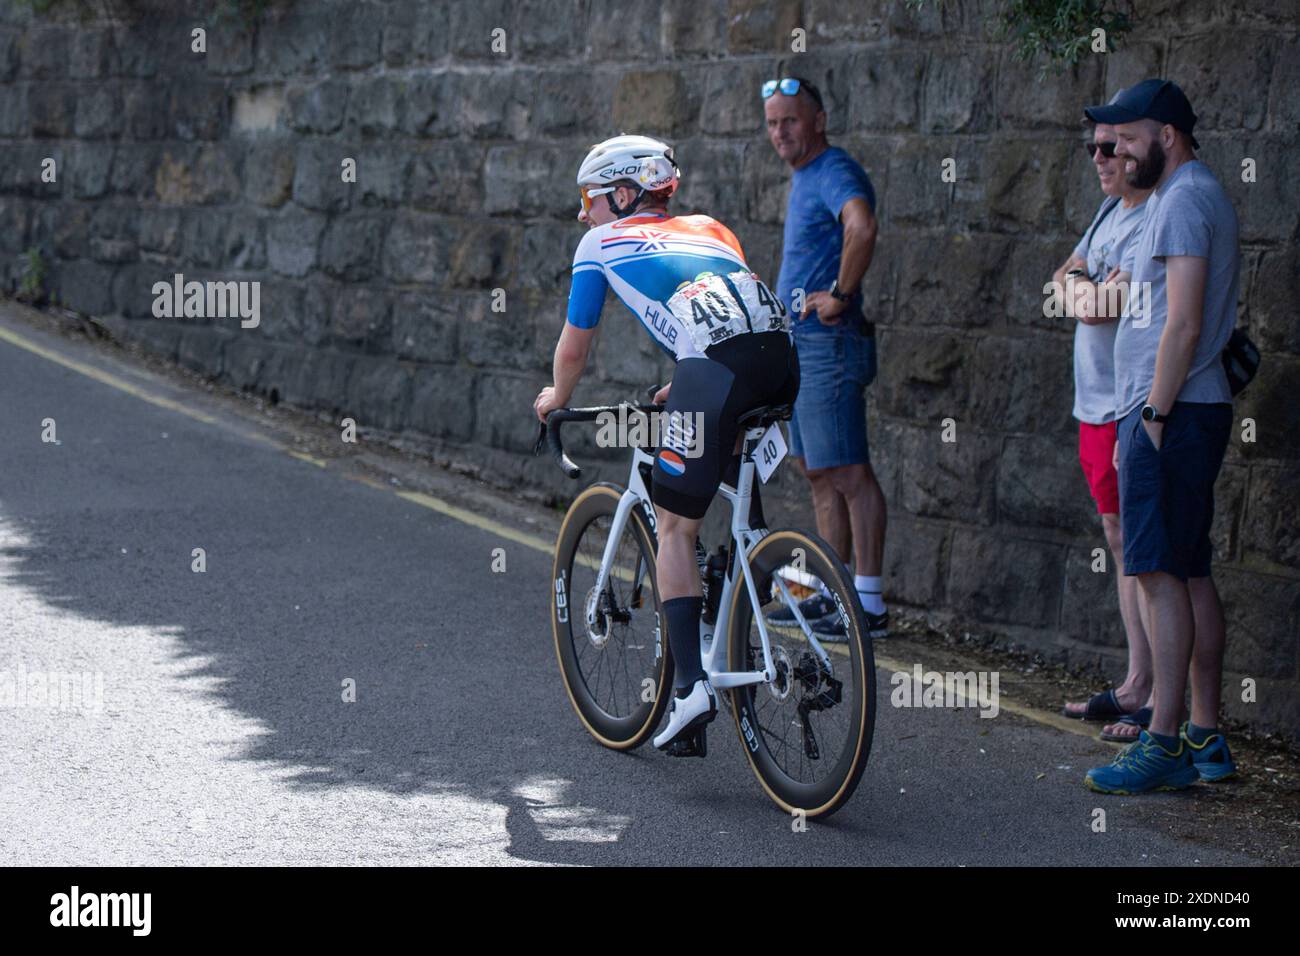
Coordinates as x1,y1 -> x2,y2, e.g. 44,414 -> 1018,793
767,593 -> 836,625
1085,730 -> 1200,795
1182,723 -> 1238,782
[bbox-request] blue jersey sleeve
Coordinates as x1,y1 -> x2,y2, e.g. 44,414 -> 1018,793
819,151 -> 876,221
566,229 -> 608,329
566,269 -> 608,329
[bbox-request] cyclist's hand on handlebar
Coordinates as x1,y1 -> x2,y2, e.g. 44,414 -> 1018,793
534,385 -> 564,423
652,382 -> 671,405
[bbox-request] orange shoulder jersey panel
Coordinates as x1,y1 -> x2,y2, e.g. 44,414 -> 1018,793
613,214 -> 748,264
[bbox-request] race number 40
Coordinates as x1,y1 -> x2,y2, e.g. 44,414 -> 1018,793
754,423 -> 787,484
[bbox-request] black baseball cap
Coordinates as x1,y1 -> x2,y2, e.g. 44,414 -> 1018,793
1084,78 -> 1200,149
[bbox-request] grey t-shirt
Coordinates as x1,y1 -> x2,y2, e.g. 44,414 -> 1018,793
1070,197 -> 1148,424
1115,160 -> 1239,418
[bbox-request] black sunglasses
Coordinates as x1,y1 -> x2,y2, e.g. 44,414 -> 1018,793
1086,141 -> 1118,159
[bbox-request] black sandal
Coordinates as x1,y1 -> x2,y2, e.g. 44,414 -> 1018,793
1062,689 -> 1131,723
1099,707 -> 1152,742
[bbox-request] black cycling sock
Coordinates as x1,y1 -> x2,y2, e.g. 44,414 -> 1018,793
664,596 -> 705,690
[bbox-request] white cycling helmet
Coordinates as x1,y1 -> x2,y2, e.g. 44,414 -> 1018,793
576,134 -> 681,195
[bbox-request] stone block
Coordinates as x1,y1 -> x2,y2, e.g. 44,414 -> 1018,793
474,372 -> 545,453
1060,544 -> 1126,650
996,52 -> 1102,131
318,215 -> 385,281
948,530 -> 1066,627
1234,354 -> 1300,461
286,79 -> 350,134
29,83 -> 76,138
898,421 -> 999,525
882,514 -> 948,608
293,141 -> 353,213
984,139 -> 1071,233
1248,247 -> 1300,355
390,291 -> 459,364
266,209 -> 326,278
1169,33 -> 1279,132
584,0 -> 659,60
612,69 -> 695,138
409,365 -> 478,442
923,50 -> 996,133
449,221 -> 518,289
661,0 -> 726,58
845,49 -> 926,133
995,433 -> 1098,535
68,142 -> 114,200
967,333 -> 1075,435
52,259 -> 116,316
242,141 -> 295,208
381,0 -> 452,66
1241,465 -> 1300,571
725,0 -> 802,54
1217,567 -> 1300,680
329,285 -> 392,351
381,211 -> 449,284
893,232 -> 1013,329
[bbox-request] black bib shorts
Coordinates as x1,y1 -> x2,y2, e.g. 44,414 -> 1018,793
651,331 -> 800,521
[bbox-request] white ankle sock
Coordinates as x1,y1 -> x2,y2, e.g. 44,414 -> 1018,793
855,575 -> 885,615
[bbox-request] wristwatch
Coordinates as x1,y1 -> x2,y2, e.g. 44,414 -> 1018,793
829,280 -> 856,302
1140,403 -> 1168,424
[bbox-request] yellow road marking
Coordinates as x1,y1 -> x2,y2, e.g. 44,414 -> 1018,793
394,490 -> 554,554
0,325 -> 219,426
873,655 -> 1104,740
3,319 -> 1106,744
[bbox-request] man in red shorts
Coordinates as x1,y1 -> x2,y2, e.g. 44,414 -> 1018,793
1051,93 -> 1154,740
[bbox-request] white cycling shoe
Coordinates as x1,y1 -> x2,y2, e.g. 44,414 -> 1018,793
653,678 -> 718,756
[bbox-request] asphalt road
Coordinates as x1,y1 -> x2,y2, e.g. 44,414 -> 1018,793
0,311 -> 1258,866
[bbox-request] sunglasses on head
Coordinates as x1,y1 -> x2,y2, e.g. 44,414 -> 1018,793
761,77 -> 824,110
1086,141 -> 1118,159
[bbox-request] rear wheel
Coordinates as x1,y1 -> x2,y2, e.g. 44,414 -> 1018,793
726,529 -> 875,818
551,483 -> 671,749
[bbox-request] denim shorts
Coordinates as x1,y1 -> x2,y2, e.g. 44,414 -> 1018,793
788,323 -> 877,470
1117,401 -> 1232,580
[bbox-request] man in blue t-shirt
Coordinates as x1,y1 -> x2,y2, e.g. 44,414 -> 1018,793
762,76 -> 886,640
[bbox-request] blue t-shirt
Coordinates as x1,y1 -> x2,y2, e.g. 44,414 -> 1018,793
776,146 -> 876,334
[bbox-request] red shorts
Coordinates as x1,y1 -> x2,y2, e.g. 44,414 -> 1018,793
1078,421 -> 1120,514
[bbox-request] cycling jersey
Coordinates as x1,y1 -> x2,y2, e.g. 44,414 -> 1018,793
566,212 -> 787,360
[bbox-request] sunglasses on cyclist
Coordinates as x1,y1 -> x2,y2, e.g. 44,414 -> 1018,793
1086,141 -> 1118,159
761,77 -> 824,110
579,185 -> 616,215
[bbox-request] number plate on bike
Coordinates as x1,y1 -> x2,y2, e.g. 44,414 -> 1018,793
754,422 -> 787,484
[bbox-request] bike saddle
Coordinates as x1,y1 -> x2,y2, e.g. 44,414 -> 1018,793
737,404 -> 793,429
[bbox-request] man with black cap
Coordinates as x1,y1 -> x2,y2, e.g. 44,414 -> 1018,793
1080,79 -> 1241,795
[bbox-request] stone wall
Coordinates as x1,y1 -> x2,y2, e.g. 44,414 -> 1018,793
1,0 -> 1296,735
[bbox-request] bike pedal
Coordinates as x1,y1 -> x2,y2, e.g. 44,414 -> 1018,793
665,726 -> 708,758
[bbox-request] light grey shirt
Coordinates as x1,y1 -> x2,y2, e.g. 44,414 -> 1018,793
1070,197 -> 1148,424
1116,160 -> 1239,418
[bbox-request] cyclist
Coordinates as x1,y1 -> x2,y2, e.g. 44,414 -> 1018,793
534,134 -> 799,755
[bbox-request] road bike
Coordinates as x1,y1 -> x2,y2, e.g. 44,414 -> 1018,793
538,399 -> 875,818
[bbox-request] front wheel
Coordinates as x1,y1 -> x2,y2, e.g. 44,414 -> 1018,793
726,529 -> 876,818
551,482 -> 672,750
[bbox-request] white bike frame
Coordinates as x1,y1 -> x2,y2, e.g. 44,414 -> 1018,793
584,422 -> 834,693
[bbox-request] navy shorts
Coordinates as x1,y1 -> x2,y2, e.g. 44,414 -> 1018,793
1117,401 -> 1232,580
788,323 -> 877,470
